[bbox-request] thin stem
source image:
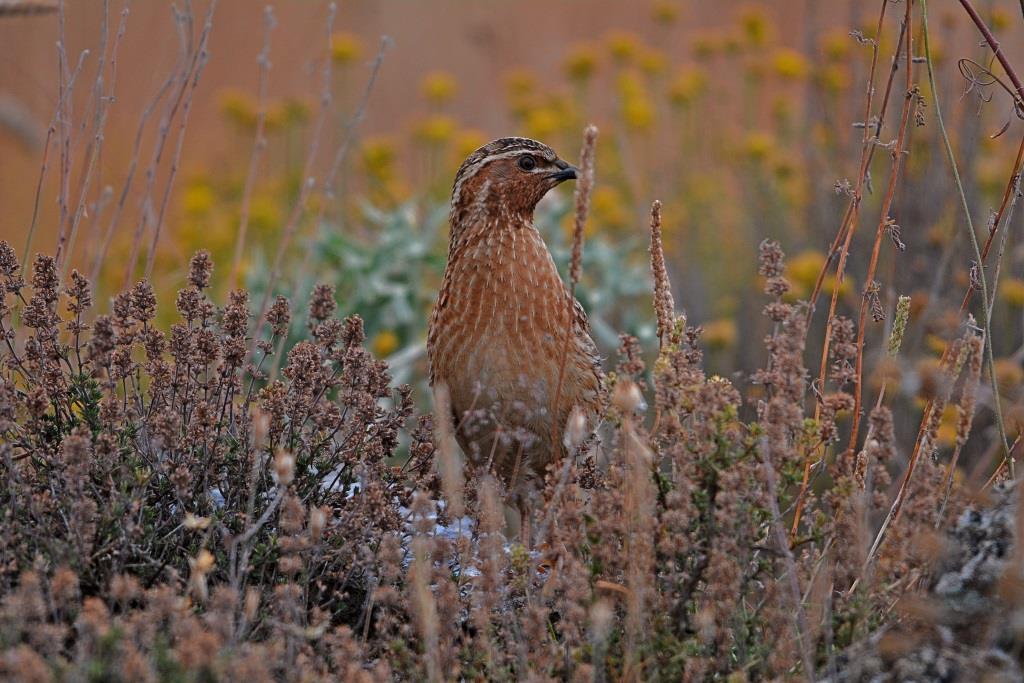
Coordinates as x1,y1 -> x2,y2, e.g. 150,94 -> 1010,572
922,0 -> 1009,468
846,0 -> 915,456
957,0 -> 1024,107
229,6 -> 277,293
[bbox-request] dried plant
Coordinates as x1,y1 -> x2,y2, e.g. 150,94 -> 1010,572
6,0 -> 1024,679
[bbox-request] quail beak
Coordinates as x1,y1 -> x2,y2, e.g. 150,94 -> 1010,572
548,159 -> 578,183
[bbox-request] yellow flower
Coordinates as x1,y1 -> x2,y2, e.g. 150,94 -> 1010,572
421,71 -> 457,105
924,334 -> 949,356
455,130 -> 487,160
771,95 -> 795,125
413,114 -> 457,145
616,72 -> 643,99
219,88 -> 257,129
505,69 -> 537,99
995,358 -> 1024,390
249,195 -> 281,235
691,32 -> 722,60
623,96 -> 655,131
990,7 -> 1011,31
702,318 -> 737,350
738,6 -> 772,47
742,131 -> 774,161
591,185 -> 630,232
266,98 -> 310,131
722,34 -> 743,56
371,330 -> 400,357
1002,278 -> 1024,307
361,136 -> 398,180
771,48 -> 809,80
616,73 -> 654,131
638,48 -> 668,76
820,28 -> 850,62
265,101 -> 288,131
772,155 -> 798,181
977,157 -> 1006,197
182,183 -> 215,216
651,0 -> 679,25
817,64 -> 850,93
606,31 -> 641,65
564,44 -> 599,83
524,107 -> 560,140
331,32 -> 362,65
937,404 -> 958,448
281,98 -> 311,126
668,65 -> 707,107
786,250 -> 825,290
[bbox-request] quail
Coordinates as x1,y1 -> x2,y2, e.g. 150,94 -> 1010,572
427,137 -> 604,539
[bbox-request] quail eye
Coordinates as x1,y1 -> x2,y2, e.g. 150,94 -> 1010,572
518,155 -> 537,171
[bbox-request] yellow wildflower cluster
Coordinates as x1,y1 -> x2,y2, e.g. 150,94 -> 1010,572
421,71 -> 457,105
330,32 -> 362,65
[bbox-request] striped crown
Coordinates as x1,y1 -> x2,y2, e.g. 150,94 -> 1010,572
451,137 -> 558,203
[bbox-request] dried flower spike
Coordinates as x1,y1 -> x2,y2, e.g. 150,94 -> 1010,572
887,294 -> 911,356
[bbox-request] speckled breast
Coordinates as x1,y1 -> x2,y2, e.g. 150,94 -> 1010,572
431,224 -> 572,430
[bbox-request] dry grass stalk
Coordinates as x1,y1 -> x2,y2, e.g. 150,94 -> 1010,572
940,330 -> 983,515
618,380 -> 655,677
249,3 -> 337,362
794,0 -> 904,535
90,11 -> 187,286
548,124 -> 598,461
143,1 -> 217,282
433,382 -> 464,521
649,199 -> 675,348
806,0 -> 900,322
846,0 -> 915,454
228,5 -> 276,292
123,1 -> 206,287
287,35 -> 392,309
569,124 -> 598,288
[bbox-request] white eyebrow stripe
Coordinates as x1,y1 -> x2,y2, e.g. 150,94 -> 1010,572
451,146 -> 557,206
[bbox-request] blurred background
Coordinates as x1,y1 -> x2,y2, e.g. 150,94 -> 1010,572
2,0 -> 1024,447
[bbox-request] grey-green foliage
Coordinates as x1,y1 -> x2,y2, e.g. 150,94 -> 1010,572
248,195 -> 657,388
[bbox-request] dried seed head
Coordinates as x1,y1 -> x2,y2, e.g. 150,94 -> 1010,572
0,240 -> 18,277
192,549 -> 215,574
273,449 -> 295,487
130,280 -> 157,322
188,549 -> 215,603
244,588 -> 260,621
649,199 -> 677,345
758,239 -> 785,279
308,283 -> 337,326
570,124 -> 598,287
184,513 -> 211,530
613,379 -> 645,414
955,333 -> 984,449
267,294 -> 291,337
564,405 -> 589,450
309,506 -> 328,543
30,253 -> 58,294
888,294 -> 911,356
65,269 -> 93,315
866,280 -> 884,323
188,250 -> 213,290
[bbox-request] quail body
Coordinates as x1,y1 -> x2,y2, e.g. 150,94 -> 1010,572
427,137 -> 604,511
